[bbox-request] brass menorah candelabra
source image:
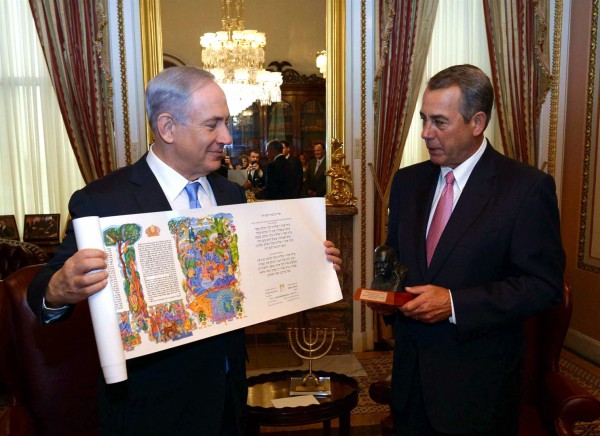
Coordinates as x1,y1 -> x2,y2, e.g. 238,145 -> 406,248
287,327 -> 335,394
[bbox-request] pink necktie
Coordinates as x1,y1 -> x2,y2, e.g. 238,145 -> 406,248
426,171 -> 455,266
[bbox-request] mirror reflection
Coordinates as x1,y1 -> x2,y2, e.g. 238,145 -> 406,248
161,0 -> 327,199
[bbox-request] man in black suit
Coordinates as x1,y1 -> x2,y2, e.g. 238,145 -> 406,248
244,148 -> 264,192
257,140 -> 294,200
305,142 -> 326,197
282,140 -> 303,198
369,64 -> 564,435
27,66 -> 342,434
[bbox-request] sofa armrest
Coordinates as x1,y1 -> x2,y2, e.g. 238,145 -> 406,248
545,371 -> 600,436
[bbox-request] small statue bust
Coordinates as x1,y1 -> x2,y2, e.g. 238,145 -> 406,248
371,245 -> 409,292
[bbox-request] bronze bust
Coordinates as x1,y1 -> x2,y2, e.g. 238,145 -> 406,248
371,245 -> 408,292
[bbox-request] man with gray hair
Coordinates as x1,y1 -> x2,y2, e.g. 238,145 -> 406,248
369,64 -> 563,435
28,66 -> 342,434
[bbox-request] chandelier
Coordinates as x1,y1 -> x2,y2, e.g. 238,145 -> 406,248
200,0 -> 282,116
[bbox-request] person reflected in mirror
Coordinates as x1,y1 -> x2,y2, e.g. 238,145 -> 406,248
223,154 -> 234,170
256,140 -> 294,200
368,64 -> 564,435
305,142 -> 326,197
237,154 -> 249,170
281,140 -> 303,198
26,66 -> 343,435
243,148 -> 264,192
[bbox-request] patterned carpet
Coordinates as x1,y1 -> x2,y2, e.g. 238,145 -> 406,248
559,358 -> 600,435
353,355 -> 393,415
354,352 -> 600,434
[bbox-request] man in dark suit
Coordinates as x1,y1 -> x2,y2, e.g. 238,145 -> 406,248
244,148 -> 265,191
369,65 -> 564,435
27,66 -> 342,434
305,142 -> 327,197
282,140 -> 303,198
257,140 -> 293,200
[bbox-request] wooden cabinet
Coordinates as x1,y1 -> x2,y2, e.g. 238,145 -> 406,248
226,69 -> 325,160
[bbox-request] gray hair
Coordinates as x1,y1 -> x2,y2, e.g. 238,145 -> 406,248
427,64 -> 494,128
145,66 -> 215,133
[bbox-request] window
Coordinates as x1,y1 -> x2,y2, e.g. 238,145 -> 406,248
402,0 -> 502,168
0,0 -> 84,238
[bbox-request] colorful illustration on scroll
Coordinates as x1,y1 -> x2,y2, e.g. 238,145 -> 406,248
103,213 -> 245,353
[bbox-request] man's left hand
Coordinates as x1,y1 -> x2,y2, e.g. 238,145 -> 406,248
399,285 -> 452,323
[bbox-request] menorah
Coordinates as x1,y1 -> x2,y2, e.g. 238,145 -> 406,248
287,327 -> 335,395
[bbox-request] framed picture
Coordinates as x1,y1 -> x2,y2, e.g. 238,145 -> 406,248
23,214 -> 60,244
0,215 -> 19,241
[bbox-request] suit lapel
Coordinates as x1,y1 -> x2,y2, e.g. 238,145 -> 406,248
426,145 -> 497,279
129,154 -> 171,213
415,164 -> 440,279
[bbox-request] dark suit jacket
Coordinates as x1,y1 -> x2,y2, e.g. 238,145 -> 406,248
287,155 -> 304,198
260,154 -> 293,200
28,155 -> 248,434
386,144 -> 564,433
305,158 -> 326,196
247,166 -> 264,189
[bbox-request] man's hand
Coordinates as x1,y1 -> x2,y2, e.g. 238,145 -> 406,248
399,285 -> 452,323
45,249 -> 109,307
324,240 -> 342,271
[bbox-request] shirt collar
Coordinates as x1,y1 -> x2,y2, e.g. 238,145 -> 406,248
146,145 -> 193,204
439,138 -> 487,192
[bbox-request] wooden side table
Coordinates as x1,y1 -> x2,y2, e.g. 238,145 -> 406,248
246,370 -> 359,435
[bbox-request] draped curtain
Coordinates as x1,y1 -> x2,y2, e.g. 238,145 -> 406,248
28,0 -> 116,183
0,0 -> 84,235
373,0 -> 438,245
483,0 -> 551,165
402,0 -> 502,169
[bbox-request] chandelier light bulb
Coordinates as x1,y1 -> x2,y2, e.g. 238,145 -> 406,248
316,50 -> 327,78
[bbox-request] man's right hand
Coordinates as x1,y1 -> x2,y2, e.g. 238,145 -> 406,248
45,248 -> 109,307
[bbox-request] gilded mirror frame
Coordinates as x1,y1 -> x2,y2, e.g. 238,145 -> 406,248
138,0 -> 345,186
579,0 -> 600,273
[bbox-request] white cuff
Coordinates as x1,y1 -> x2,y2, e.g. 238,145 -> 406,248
448,289 -> 456,324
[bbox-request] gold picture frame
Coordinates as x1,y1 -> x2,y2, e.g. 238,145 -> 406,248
23,214 -> 60,244
0,215 -> 19,241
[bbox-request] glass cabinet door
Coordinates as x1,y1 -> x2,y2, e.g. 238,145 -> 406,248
228,103 -> 260,159
300,99 -> 325,157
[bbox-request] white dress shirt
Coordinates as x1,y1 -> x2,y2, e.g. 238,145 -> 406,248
146,145 -> 216,209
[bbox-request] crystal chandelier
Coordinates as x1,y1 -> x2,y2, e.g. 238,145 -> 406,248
200,0 -> 282,116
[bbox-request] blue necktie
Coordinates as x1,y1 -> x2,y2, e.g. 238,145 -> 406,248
184,182 -> 201,209
184,180 -> 227,371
